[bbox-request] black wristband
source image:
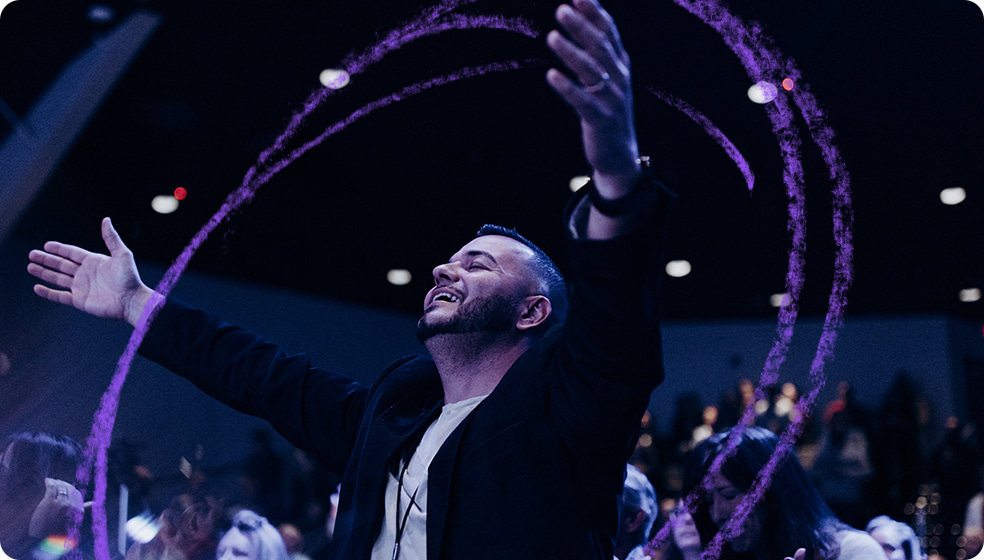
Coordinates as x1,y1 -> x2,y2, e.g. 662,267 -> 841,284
587,157 -> 658,217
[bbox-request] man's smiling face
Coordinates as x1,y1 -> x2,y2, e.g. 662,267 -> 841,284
416,235 -> 537,342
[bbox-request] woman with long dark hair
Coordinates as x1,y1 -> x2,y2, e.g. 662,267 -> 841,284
673,426 -> 882,560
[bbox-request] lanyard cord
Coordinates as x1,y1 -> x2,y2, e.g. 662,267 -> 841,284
393,461 -> 420,560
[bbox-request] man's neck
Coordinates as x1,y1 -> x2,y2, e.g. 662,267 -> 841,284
425,332 -> 533,404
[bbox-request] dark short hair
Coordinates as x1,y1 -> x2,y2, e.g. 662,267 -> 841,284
475,224 -> 568,329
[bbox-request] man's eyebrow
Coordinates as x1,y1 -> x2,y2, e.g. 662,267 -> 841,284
449,250 -> 498,264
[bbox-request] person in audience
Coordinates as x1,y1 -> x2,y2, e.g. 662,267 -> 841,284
963,467 -> 984,560
617,464 -> 659,560
125,498 -> 223,560
865,515 -> 926,560
0,432 -> 83,560
217,510 -> 288,560
677,426 -> 883,560
275,523 -> 310,560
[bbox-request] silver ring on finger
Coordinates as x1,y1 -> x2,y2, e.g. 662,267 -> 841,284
583,71 -> 610,94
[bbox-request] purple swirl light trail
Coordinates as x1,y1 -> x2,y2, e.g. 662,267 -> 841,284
646,87 -> 755,193
644,0 -> 852,557
72,6 -> 539,559
253,9 -> 536,179
76,60 -> 531,560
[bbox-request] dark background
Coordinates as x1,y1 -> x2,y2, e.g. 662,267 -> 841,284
2,0 -> 982,323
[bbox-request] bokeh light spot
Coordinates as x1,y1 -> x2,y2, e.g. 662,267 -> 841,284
319,68 -> 351,89
959,288 -> 981,303
747,81 -> 778,104
150,195 -> 179,215
940,187 -> 966,205
665,259 -> 692,278
387,269 -> 412,286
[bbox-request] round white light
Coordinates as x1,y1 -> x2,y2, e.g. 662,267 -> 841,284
940,187 -> 966,205
387,269 -> 412,286
959,288 -> 981,303
568,175 -> 591,192
665,260 -> 691,278
87,5 -> 116,23
747,81 -> 778,104
151,195 -> 179,214
769,293 -> 789,308
319,69 -> 351,89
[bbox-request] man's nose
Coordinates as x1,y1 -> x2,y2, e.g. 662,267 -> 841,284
432,262 -> 460,284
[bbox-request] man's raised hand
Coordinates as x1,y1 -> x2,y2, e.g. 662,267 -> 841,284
27,217 -> 156,326
546,0 -> 641,197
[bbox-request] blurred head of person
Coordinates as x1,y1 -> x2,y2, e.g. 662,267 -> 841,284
866,516 -> 926,560
216,510 -> 287,560
619,464 -> 658,553
0,432 -> 83,559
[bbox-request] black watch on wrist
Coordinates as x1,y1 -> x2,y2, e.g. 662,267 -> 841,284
587,156 -> 657,217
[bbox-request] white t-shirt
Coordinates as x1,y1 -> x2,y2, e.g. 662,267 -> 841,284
370,394 -> 487,560
0,537 -> 13,560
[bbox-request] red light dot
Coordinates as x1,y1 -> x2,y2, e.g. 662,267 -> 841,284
173,187 -> 187,200
782,78 -> 794,91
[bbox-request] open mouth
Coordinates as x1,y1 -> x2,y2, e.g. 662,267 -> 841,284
434,292 -> 460,303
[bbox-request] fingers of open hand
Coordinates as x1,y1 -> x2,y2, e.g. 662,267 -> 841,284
29,246 -> 81,275
101,217 -> 128,257
571,0 -> 628,65
32,284 -> 76,307
554,3 -> 627,85
45,478 -> 82,508
27,251 -> 81,290
546,68 -> 610,123
784,548 -> 807,560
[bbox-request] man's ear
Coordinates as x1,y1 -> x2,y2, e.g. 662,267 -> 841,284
516,295 -> 552,331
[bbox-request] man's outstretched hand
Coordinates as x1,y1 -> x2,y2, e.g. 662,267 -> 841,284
546,0 -> 641,198
28,217 -> 157,327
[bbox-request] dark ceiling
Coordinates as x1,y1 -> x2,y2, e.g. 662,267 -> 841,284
2,0 -> 983,322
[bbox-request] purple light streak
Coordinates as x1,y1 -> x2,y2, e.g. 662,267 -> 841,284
646,87 -> 755,192
644,0 -> 852,557
68,1 -> 854,559
253,9 -> 537,188
73,5 -> 538,559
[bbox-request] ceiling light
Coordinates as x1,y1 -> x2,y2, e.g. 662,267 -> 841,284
151,195 -> 179,215
770,293 -> 789,307
959,288 -> 981,303
665,260 -> 691,278
387,269 -> 412,286
87,5 -> 116,23
747,81 -> 778,104
940,187 -> 966,205
319,69 -> 350,89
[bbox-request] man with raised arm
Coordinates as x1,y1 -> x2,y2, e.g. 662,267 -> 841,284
28,0 -> 666,558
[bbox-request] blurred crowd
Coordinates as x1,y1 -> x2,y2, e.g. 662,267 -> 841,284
627,370 -> 983,560
3,368 -> 981,560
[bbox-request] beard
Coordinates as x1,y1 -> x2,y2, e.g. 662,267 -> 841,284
416,293 -> 518,343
